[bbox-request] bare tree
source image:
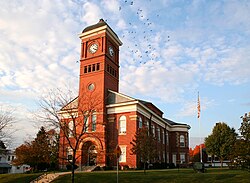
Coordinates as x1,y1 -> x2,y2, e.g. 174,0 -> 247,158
37,88 -> 102,183
0,105 -> 15,145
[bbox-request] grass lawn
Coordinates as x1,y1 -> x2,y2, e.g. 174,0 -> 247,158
53,168 -> 250,183
0,173 -> 42,183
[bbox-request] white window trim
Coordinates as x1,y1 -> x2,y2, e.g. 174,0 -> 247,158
119,145 -> 127,163
119,116 -> 127,134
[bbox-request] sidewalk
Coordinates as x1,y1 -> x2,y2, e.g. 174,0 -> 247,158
30,172 -> 71,183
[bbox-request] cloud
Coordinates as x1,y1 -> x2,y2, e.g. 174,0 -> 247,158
81,2 -> 103,25
178,97 -> 215,118
204,47 -> 250,85
120,58 -> 198,103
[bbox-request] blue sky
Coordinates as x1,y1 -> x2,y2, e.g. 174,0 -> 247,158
0,0 -> 250,148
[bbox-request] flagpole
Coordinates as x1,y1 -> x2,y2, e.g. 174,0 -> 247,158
199,117 -> 202,163
197,92 -> 202,163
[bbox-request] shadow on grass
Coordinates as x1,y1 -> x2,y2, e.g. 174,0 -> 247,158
52,168 -> 250,183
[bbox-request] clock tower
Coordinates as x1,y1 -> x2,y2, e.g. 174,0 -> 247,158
78,19 -> 122,166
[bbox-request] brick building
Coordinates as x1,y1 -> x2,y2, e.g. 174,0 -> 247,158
59,19 -> 190,169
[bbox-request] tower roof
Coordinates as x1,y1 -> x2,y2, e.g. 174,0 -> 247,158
80,19 -> 122,46
82,19 -> 119,39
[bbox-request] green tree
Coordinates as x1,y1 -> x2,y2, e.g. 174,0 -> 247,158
240,113 -> 250,141
237,113 -> 250,169
32,126 -> 51,170
205,122 -> 237,167
14,126 -> 58,171
130,127 -> 157,173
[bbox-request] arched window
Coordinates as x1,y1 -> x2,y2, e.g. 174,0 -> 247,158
138,117 -> 143,128
92,113 -> 96,132
119,116 -> 126,134
180,135 -> 185,147
68,121 -> 74,137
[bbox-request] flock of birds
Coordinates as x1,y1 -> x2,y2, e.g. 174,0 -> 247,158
116,0 -> 171,64
77,0 -> 171,65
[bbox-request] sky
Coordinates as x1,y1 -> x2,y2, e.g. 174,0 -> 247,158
0,0 -> 250,149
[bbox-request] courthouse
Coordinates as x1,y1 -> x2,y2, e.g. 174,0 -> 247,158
59,19 -> 190,169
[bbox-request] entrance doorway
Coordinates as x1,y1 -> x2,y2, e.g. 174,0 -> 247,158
88,145 -> 97,166
82,141 -> 98,166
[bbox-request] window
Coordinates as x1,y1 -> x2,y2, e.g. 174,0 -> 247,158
119,116 -> 126,134
92,114 -> 96,132
180,154 -> 185,163
145,120 -> 149,128
107,64 -> 110,72
67,147 -> 73,161
157,127 -> 161,141
162,131 -> 165,144
96,63 -> 100,70
151,124 -> 155,137
180,135 -> 185,147
84,66 -> 87,73
166,132 -> 169,145
68,121 -> 74,137
88,65 -> 91,72
138,117 -> 143,128
92,64 -> 96,71
84,116 -> 89,132
119,146 -> 126,163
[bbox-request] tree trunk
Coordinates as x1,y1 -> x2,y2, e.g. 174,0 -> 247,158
71,162 -> 75,183
71,154 -> 76,183
220,159 -> 223,168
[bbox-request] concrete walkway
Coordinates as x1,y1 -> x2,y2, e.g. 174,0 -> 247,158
30,172 -> 71,183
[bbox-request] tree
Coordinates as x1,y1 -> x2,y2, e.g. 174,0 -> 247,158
0,105 -> 15,145
37,88 -> 101,183
130,127 -> 157,173
13,126 -> 58,171
0,140 -> 6,149
236,113 -> 250,169
205,122 -> 237,167
189,144 -> 207,163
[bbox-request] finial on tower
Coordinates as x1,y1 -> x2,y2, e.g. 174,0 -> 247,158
99,18 -> 105,23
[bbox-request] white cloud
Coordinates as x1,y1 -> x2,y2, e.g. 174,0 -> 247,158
81,2 -> 103,25
204,47 -> 250,85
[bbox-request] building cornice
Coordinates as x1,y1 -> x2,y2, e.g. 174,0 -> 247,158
79,25 -> 122,46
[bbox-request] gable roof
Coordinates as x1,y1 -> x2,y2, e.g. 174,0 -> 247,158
107,90 -> 189,128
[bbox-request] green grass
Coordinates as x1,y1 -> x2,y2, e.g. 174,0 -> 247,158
53,168 -> 250,183
0,173 -> 42,183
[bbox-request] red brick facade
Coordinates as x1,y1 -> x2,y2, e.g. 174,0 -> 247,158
59,19 -> 190,169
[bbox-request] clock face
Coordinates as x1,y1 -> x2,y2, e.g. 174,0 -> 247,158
109,46 -> 114,57
89,43 -> 98,54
